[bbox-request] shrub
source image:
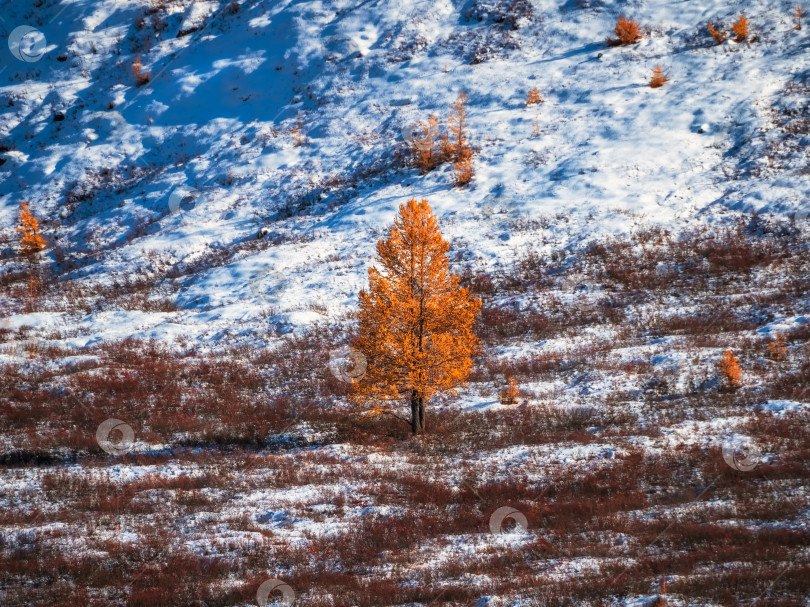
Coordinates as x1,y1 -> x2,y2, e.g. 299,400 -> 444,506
526,87 -> 542,105
608,16 -> 642,46
531,112 -> 541,138
291,115 -> 308,146
717,349 -> 742,390
767,333 -> 788,362
412,114 -> 442,173
132,56 -> 150,86
794,6 -> 803,30
16,202 -> 45,258
454,147 -> 474,187
649,65 -> 668,88
447,90 -> 470,161
731,14 -> 749,42
707,22 -> 727,45
499,377 -> 521,404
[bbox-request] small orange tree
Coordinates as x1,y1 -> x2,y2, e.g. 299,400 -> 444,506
454,147 -> 473,187
794,6 -> 803,30
707,22 -> 727,45
608,16 -> 643,46
16,202 -> 46,307
526,87 -> 542,105
17,202 -> 45,257
717,349 -> 742,390
731,14 -> 749,42
350,198 -> 481,434
447,90 -> 470,161
413,114 -> 442,172
447,91 -> 473,186
499,377 -> 520,405
650,65 -> 668,88
767,333 -> 788,362
132,56 -> 150,86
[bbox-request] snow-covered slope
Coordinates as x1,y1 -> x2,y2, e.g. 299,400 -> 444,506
1,0 -> 809,346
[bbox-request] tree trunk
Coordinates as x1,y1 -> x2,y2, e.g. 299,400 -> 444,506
411,390 -> 425,435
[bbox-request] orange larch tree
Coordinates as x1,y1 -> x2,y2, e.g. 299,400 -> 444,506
707,21 -> 727,45
413,114 -> 441,172
608,16 -> 643,46
717,349 -> 742,390
350,198 -> 481,434
447,91 -> 474,186
526,87 -> 542,105
649,65 -> 668,88
731,14 -> 749,42
447,90 -> 469,162
16,202 -> 45,257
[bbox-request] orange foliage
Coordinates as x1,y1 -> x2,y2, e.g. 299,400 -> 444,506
16,202 -> 45,257
794,6 -> 803,30
717,349 -> 742,390
499,377 -> 520,405
454,148 -> 473,187
132,56 -> 150,87
526,87 -> 542,105
707,22 -> 727,45
447,90 -> 469,161
649,65 -> 668,88
350,198 -> 481,434
291,116 -> 308,147
767,333 -> 788,362
731,14 -> 749,42
608,16 -> 643,46
413,115 -> 441,172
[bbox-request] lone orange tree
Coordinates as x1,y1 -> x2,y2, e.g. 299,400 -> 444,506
350,198 -> 481,434
16,202 -> 45,257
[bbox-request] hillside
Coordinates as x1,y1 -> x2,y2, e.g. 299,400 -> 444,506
1,1 -> 809,606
